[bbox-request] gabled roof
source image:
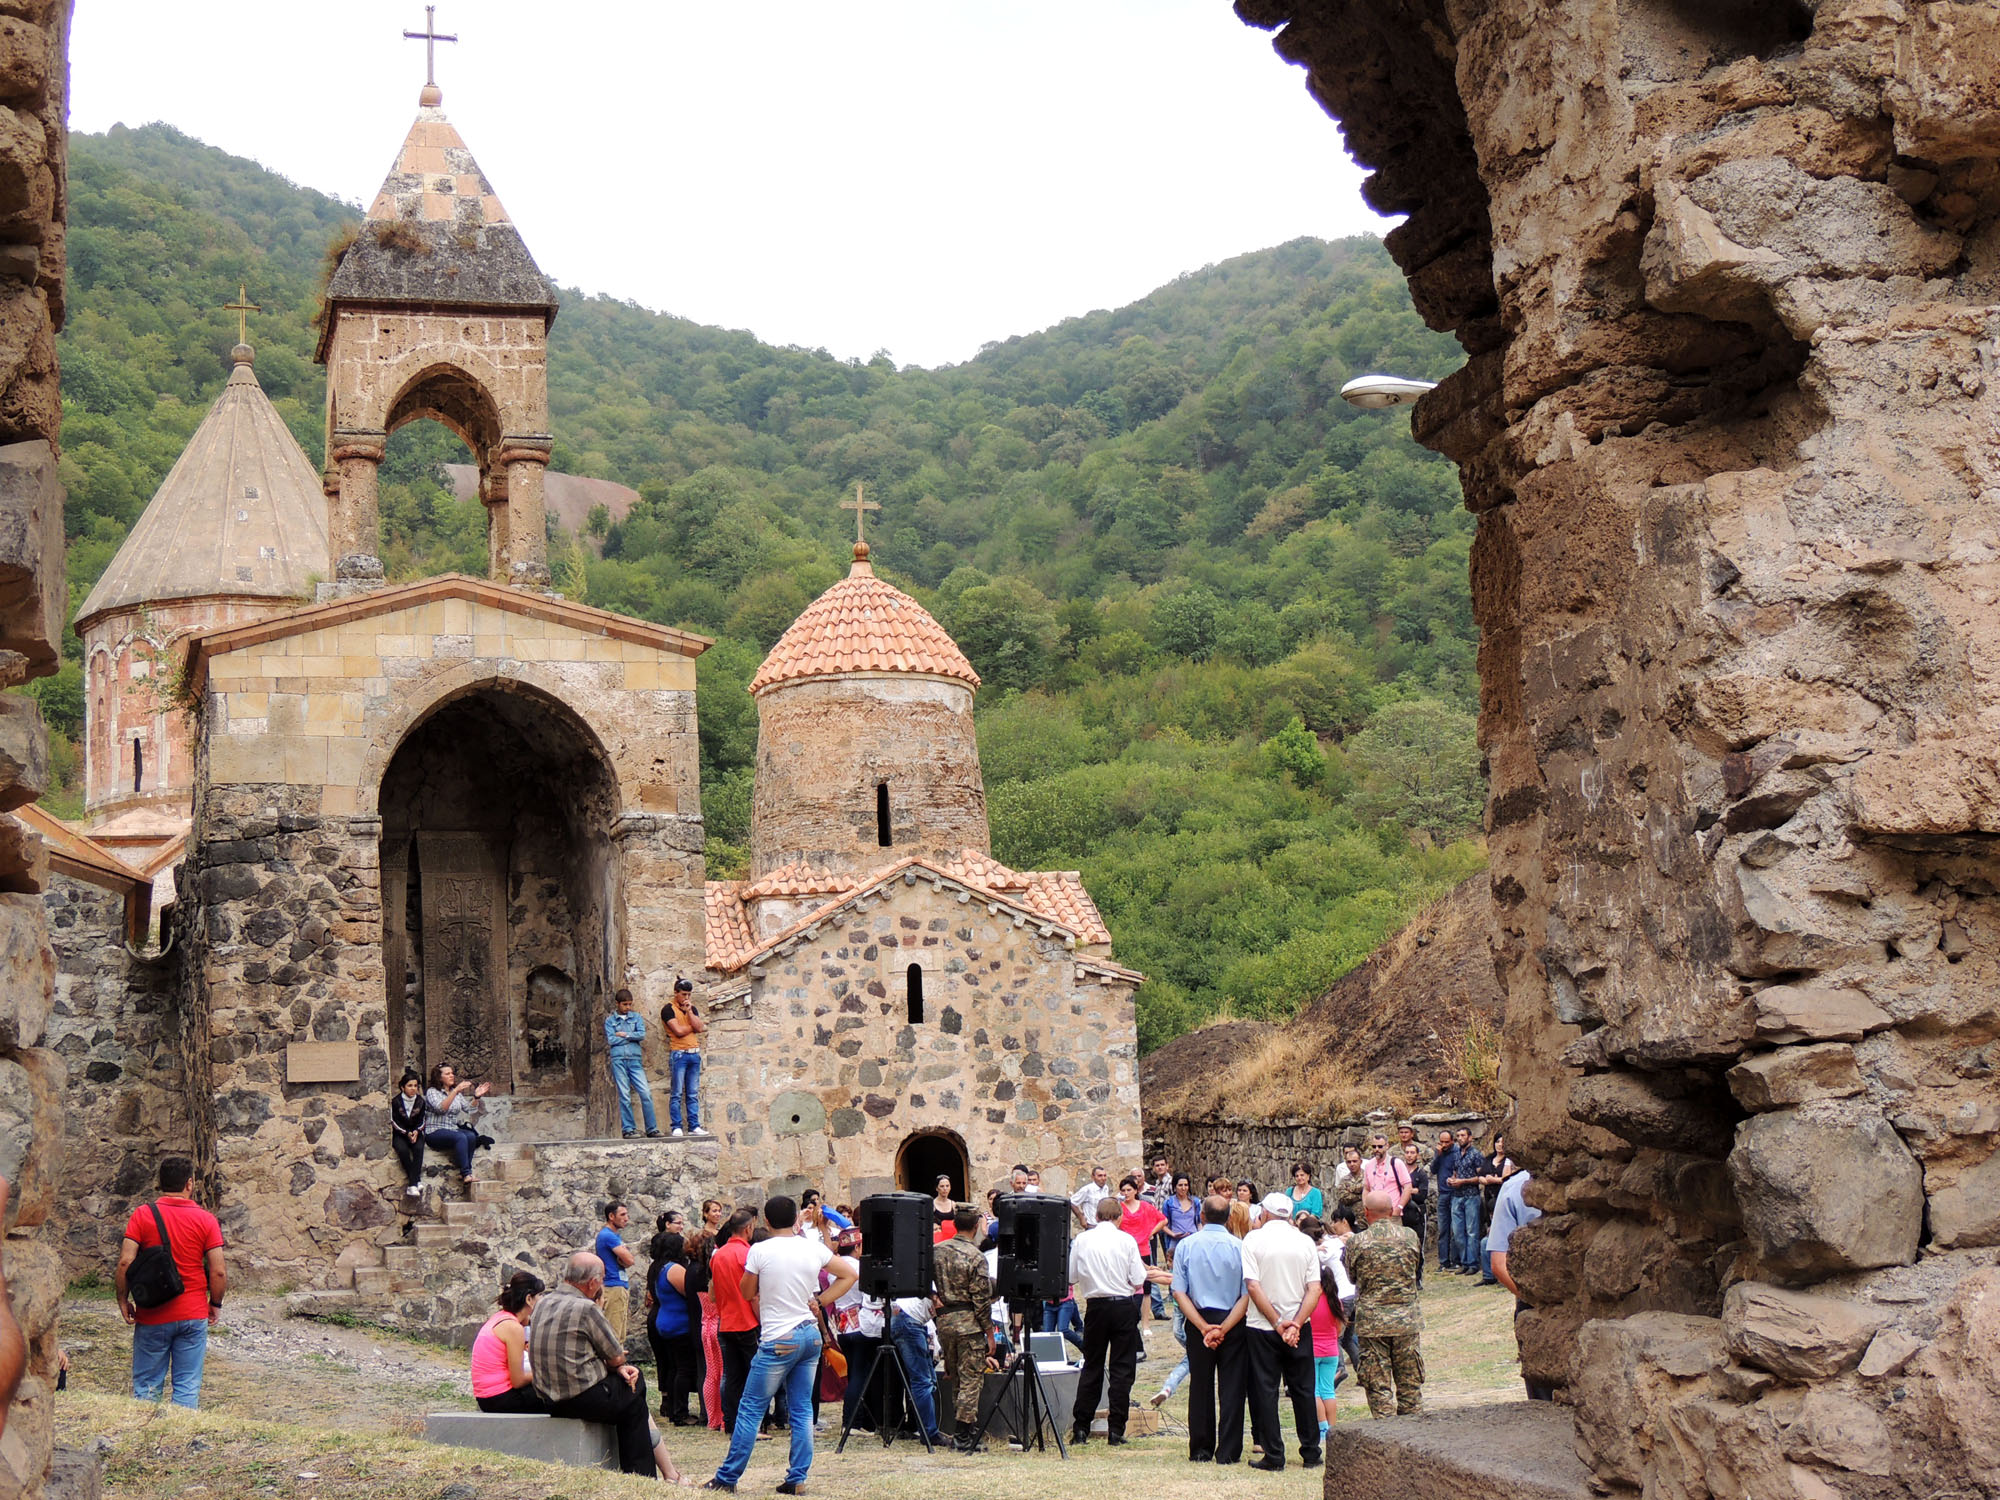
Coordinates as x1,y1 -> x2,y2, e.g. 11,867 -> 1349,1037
18,804 -> 151,945
180,573 -> 711,693
75,347 -> 330,631
749,547 -> 978,695
317,101 -> 556,355
704,851 -> 1129,978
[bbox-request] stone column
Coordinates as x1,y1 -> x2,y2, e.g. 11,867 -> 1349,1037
328,430 -> 387,586
498,435 -> 553,588
478,459 -> 511,583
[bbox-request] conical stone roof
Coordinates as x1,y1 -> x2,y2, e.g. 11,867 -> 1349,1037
75,347 -> 330,629
749,545 -> 980,695
322,97 -> 556,314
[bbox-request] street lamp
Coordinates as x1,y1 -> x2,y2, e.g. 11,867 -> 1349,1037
1340,373 -> 1437,409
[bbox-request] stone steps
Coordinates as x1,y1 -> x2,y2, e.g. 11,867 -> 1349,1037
383,1245 -> 421,1275
468,1178 -> 515,1204
1321,1403 -> 1591,1500
441,1200 -> 492,1227
351,1266 -> 394,1296
412,1222 -> 453,1248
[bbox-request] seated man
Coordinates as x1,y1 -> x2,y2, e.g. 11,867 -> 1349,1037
529,1252 -> 657,1477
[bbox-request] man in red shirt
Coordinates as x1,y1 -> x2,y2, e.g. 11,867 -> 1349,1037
707,1207 -> 758,1433
114,1158 -> 226,1408
1117,1175 -> 1170,1323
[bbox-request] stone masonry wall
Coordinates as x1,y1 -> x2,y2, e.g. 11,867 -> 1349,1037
42,875 -> 177,1278
702,874 -> 1141,1206
1151,1112 -> 1490,1200
0,4 -> 70,1496
750,676 -> 989,880
1242,4 -> 2000,1496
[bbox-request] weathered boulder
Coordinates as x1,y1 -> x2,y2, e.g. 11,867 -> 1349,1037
1572,1312 -> 1728,1489
1912,1267 -> 2000,1496
1752,985 -> 1891,1044
0,892 -> 48,1049
1723,1282 -> 1882,1382
1567,1070 -> 1735,1157
1726,1043 -> 1865,1111
1729,1106 -> 1923,1279
1925,1141 -> 2000,1250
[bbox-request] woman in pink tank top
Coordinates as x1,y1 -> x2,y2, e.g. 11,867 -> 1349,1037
472,1272 -> 548,1413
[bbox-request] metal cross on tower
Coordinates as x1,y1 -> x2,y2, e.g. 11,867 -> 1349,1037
403,5 -> 458,87
841,483 -> 880,546
223,285 -> 260,345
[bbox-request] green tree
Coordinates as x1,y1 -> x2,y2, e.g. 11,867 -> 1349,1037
1347,698 -> 1484,837
1259,716 -> 1325,787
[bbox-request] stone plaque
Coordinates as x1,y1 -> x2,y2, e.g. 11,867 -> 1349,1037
417,832 -> 513,1092
286,1041 -> 361,1083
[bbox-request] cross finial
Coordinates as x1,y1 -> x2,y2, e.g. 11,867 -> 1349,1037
223,284 -> 260,346
404,5 -> 458,91
840,482 -> 880,549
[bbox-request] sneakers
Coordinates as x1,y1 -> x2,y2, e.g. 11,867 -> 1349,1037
776,1484 -> 805,1496
405,1185 -> 422,1198
671,1127 -> 685,1137
623,1131 -> 637,1139
701,1482 -> 734,1492
646,1129 -> 662,1138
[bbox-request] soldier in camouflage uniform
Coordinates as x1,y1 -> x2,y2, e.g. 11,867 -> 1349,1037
933,1204 -> 995,1453
1345,1189 -> 1424,1417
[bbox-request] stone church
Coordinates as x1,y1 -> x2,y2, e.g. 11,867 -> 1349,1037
43,72 -> 1141,1305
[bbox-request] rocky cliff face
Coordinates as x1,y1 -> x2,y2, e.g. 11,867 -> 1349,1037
0,3 -> 68,1494
1241,3 -> 2000,1497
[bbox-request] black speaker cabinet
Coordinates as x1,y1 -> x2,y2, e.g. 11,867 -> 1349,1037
856,1191 -> 934,1299
995,1192 -> 1070,1303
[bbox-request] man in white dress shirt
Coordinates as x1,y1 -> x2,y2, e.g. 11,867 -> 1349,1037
1066,1195 -> 1152,1445
1069,1164 -> 1111,1229
1240,1193 -> 1323,1473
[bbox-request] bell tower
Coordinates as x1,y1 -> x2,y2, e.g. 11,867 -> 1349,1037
314,31 -> 557,590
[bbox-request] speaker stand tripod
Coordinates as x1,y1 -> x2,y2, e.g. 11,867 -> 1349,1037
836,1339 -> 935,1455
975,1344 -> 1068,1458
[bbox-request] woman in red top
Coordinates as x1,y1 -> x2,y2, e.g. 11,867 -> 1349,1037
1116,1175 -> 1169,1322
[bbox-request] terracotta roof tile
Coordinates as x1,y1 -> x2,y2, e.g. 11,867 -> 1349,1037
703,881 -> 758,972
1014,871 -> 1113,946
749,554 -> 978,695
739,862 -> 858,900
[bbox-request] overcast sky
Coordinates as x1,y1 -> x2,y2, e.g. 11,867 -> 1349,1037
70,1 -> 1389,369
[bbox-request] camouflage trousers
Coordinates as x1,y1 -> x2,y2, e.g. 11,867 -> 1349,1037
937,1320 -> 988,1428
1356,1333 -> 1424,1418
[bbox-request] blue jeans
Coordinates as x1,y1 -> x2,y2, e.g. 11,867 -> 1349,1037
610,1050 -> 657,1135
888,1313 -> 939,1441
1042,1297 -> 1083,1353
715,1322 -> 821,1487
1449,1195 -> 1482,1269
1161,1307 -> 1190,1396
132,1318 -> 208,1408
426,1127 -> 477,1175
668,1049 -> 701,1132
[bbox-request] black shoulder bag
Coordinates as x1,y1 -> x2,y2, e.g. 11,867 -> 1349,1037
126,1203 -> 186,1310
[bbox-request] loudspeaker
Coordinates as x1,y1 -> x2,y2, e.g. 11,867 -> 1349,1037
995,1192 -> 1070,1303
857,1192 -> 934,1299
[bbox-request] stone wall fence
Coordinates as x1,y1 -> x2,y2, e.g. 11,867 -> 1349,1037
1150,1111 -> 1491,1196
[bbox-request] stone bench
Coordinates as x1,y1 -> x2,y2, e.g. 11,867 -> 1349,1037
422,1412 -> 616,1469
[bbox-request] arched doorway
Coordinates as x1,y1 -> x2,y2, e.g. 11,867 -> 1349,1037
378,680 -> 622,1139
896,1129 -> 970,1201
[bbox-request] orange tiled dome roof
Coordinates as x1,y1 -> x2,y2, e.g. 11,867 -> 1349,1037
749,548 -> 980,695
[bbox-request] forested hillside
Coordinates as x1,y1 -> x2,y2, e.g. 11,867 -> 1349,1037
41,123 -> 1485,1050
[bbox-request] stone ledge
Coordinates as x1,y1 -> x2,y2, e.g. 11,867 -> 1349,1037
423,1411 -> 615,1469
1322,1402 -> 1592,1500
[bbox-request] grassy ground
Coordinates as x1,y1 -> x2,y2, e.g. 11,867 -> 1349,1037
56,1272 -> 1523,1498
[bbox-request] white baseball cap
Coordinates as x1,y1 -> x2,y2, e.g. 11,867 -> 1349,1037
1260,1193 -> 1294,1219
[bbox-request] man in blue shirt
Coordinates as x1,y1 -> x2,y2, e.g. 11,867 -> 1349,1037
1169,1196 -> 1250,1466
1440,1128 -> 1489,1273
593,1200 -> 638,1347
1486,1164 -> 1551,1400
603,988 -> 660,1139
1431,1131 -> 1464,1270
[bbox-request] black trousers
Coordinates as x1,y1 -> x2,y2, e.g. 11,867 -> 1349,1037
652,1328 -> 697,1422
548,1370 -> 657,1477
1247,1327 -> 1320,1470
1184,1307 -> 1247,1463
477,1384 -> 549,1413
719,1327 -> 758,1433
1071,1295 -> 1142,1440
391,1132 -> 423,1187
840,1332 -> 882,1432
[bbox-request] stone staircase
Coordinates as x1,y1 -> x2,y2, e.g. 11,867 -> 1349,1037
285,1135 -> 719,1347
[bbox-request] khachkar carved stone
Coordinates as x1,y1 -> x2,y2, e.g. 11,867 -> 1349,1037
1241,3 -> 2000,1498
416,832 -> 511,1090
0,2 -> 70,1495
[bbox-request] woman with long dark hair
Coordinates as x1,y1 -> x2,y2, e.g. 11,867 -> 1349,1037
390,1070 -> 426,1199
649,1231 -> 699,1425
470,1272 -> 548,1413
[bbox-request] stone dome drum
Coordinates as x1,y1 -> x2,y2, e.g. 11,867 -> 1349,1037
748,545 -> 989,880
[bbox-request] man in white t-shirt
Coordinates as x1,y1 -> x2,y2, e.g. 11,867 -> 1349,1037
1070,1164 -> 1111,1229
1239,1194 -> 1323,1473
708,1196 -> 858,1494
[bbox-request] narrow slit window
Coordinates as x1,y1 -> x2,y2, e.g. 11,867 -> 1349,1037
876,782 -> 892,846
132,739 -> 144,795
906,963 -> 924,1024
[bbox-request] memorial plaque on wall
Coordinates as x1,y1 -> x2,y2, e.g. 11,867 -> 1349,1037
417,832 -> 513,1092
286,1041 -> 361,1083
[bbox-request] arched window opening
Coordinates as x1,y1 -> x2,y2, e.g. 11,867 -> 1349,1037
906,963 -> 924,1024
132,738 -> 144,795
876,782 -> 892,846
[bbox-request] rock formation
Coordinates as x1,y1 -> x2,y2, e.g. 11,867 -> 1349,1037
0,2 -> 70,1494
1239,3 -> 2000,1497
